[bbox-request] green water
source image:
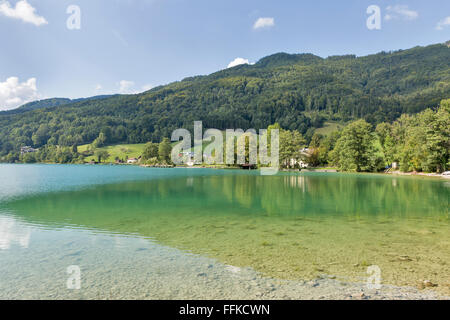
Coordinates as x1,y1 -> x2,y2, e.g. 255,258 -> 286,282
0,164 -> 449,298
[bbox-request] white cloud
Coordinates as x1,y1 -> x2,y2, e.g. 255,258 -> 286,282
94,84 -> 103,91
227,57 -> 250,68
0,77 -> 41,111
436,16 -> 450,30
385,5 -> 418,21
118,80 -> 135,94
0,0 -> 48,26
253,17 -> 274,30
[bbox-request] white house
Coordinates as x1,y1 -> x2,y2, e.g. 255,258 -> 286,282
127,157 -> 139,164
289,158 -> 309,168
20,146 -> 38,155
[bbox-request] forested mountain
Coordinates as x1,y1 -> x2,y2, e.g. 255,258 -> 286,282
1,95 -> 116,115
0,42 -> 448,156
1,98 -> 72,115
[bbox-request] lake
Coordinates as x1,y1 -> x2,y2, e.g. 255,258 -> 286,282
0,164 -> 448,299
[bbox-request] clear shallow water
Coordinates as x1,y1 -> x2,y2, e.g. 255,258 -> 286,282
0,164 -> 449,299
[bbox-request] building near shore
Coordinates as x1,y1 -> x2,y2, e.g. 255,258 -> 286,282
127,157 -> 139,164
20,146 -> 38,155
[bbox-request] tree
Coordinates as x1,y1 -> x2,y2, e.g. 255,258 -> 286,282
317,131 -> 340,165
399,125 -> 427,172
6,152 -> 19,163
142,142 -> 159,160
375,122 -> 395,166
305,132 -> 324,167
375,122 -> 391,148
423,100 -> 450,172
100,126 -> 112,144
305,147 -> 321,167
279,129 -> 306,168
95,150 -> 110,163
22,152 -> 37,163
32,124 -> 50,147
331,119 -> 376,172
309,133 -> 323,148
158,138 -> 172,163
93,132 -> 106,148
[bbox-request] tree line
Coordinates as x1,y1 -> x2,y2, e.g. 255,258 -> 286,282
5,99 -> 448,173
300,99 -> 450,173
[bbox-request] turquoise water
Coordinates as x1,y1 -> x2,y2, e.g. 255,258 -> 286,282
0,164 -> 448,299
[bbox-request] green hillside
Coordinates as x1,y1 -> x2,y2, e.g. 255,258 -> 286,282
0,95 -> 116,115
0,42 -> 449,157
1,98 -> 72,115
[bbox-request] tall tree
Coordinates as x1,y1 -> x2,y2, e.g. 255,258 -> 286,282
423,100 -> 450,172
95,150 -> 110,163
142,142 -> 159,160
93,132 -> 106,148
279,130 -> 306,168
331,120 -> 376,172
158,138 -> 172,163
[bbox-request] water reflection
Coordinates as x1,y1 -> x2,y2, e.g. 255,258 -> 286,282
283,175 -> 306,192
1,171 -> 449,294
0,215 -> 31,250
3,173 -> 448,234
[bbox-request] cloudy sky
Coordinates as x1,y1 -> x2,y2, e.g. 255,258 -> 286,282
0,0 -> 449,110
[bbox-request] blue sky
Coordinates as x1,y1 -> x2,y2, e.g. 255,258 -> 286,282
0,0 -> 449,110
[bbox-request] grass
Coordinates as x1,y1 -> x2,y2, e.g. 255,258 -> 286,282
78,143 -> 146,163
314,121 -> 343,136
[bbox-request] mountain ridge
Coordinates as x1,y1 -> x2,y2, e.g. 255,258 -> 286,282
0,42 -> 448,155
1,95 -> 118,114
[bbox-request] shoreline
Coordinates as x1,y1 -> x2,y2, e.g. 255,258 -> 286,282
2,162 -> 450,179
387,170 -> 450,179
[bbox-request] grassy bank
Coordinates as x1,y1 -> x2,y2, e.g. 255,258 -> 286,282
78,143 -> 146,163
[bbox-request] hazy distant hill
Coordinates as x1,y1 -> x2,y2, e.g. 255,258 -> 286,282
0,42 -> 448,155
1,95 -> 117,115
